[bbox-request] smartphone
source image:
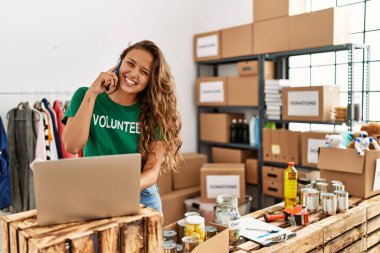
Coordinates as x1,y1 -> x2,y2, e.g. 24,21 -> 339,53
106,61 -> 122,91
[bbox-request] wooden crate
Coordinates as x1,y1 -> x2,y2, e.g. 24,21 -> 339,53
1,206 -> 162,253
229,197 -> 372,252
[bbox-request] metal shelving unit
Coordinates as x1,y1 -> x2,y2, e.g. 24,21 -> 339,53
196,43 -> 370,209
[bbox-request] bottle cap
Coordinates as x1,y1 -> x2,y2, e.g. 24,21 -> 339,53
185,215 -> 205,225
288,162 -> 295,166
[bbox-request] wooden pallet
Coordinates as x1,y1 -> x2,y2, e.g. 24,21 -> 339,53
1,206 -> 162,253
229,196 -> 380,253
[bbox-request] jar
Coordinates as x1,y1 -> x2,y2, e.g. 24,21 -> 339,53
185,216 -> 205,243
215,194 -> 241,245
182,236 -> 199,253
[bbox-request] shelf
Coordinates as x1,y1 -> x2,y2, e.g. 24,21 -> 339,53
199,105 -> 259,110
197,55 -> 260,65
200,141 -> 259,150
265,119 -> 349,125
263,161 -> 319,171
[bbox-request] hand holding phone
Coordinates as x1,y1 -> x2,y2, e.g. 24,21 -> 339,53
88,65 -> 119,95
106,61 -> 121,91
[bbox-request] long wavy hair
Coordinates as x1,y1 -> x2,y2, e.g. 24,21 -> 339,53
119,40 -> 182,172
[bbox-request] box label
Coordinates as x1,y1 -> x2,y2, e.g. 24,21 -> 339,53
271,144 -> 281,155
200,81 -> 224,103
373,159 -> 380,191
197,34 -> 218,58
307,139 -> 326,164
206,175 -> 240,198
288,91 -> 319,116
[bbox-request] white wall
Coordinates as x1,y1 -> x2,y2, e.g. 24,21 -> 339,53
0,0 -> 252,152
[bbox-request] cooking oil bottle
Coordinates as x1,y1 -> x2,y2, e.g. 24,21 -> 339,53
284,161 -> 298,208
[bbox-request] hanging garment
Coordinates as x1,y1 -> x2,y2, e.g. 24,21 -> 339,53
42,99 -> 62,159
41,103 -> 58,160
53,100 -> 74,158
7,103 -> 37,212
0,116 -> 11,209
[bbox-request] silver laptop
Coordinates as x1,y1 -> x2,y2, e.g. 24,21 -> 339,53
31,154 -> 141,226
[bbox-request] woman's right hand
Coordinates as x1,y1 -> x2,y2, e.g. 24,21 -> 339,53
88,65 -> 119,95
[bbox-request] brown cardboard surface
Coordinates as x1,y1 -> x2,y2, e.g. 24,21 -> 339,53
212,147 -> 256,163
200,113 -> 244,143
237,60 -> 275,76
318,149 -> 380,198
263,179 -> 284,198
173,153 -> 207,190
200,163 -> 245,203
279,129 -> 289,163
282,85 -> 340,122
156,171 -> 173,195
290,8 -> 351,50
161,187 -> 200,226
246,159 -> 258,184
196,76 -> 227,106
263,128 -> 272,161
194,31 -> 221,62
263,166 -> 284,182
254,0 -> 308,22
221,23 -> 253,58
298,169 -> 320,180
286,130 -> 301,164
227,76 -> 259,106
271,129 -> 282,162
253,16 -> 290,54
301,131 -> 333,167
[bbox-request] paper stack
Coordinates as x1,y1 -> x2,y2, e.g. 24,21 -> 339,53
264,80 -> 289,120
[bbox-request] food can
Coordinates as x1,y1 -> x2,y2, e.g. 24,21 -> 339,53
163,242 -> 177,253
205,225 -> 218,240
332,183 -> 345,192
182,236 -> 199,253
177,219 -> 186,244
322,193 -> 337,215
316,182 -> 328,203
304,189 -> 319,213
184,212 -> 200,218
163,229 -> 177,243
335,190 -> 349,213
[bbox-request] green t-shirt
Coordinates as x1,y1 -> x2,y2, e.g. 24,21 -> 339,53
62,87 -> 141,156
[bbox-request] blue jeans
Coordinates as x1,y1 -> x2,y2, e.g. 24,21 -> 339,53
140,184 -> 162,212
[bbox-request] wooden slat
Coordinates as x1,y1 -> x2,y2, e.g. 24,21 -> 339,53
359,195 -> 380,220
262,202 -> 285,214
28,240 -> 66,253
2,218 -> 10,253
367,215 -> 380,234
145,213 -> 163,253
252,224 -> 323,253
313,205 -> 366,243
242,210 -> 268,219
337,237 -> 366,253
323,223 -> 366,253
95,223 -> 119,253
68,230 -> 95,253
348,197 -> 362,207
235,241 -> 261,251
367,242 -> 380,253
121,219 -> 144,253
308,248 -> 323,253
367,227 -> 380,249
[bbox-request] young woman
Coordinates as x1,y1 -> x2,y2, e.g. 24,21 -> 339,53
62,40 -> 182,212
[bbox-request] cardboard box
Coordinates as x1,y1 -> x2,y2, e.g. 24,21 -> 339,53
285,130 -> 301,164
156,171 -> 173,195
318,148 -> 380,198
254,0 -> 308,22
263,166 -> 284,182
226,76 -> 258,106
221,23 -> 253,58
282,85 -> 340,122
173,153 -> 207,190
253,16 -> 290,54
237,60 -> 275,77
212,147 -> 255,163
161,186 -> 200,226
246,159 -> 258,184
290,8 -> 351,50
263,128 -> 272,161
200,113 -> 244,143
263,129 -> 301,164
196,77 -> 227,106
301,132 -> 333,167
263,180 -> 284,198
200,163 -> 245,203
164,221 -> 229,252
194,31 -> 221,62
298,168 -> 320,180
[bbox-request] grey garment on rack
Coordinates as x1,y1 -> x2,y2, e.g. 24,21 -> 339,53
7,103 -> 37,213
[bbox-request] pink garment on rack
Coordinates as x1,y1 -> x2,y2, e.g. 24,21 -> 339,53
53,100 -> 75,159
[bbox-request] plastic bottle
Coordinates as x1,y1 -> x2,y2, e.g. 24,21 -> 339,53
284,162 -> 298,208
237,119 -> 243,143
242,119 -> 249,144
249,116 -> 256,145
230,119 -> 237,143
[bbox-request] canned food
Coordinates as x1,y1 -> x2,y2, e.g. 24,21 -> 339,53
182,236 -> 199,253
335,190 -> 349,213
304,189 -> 319,213
184,212 -> 200,218
205,226 -> 218,240
322,193 -> 337,215
176,244 -> 183,253
316,182 -> 328,203
163,229 -> 177,243
163,242 -> 177,253
331,180 -> 342,185
332,183 -> 345,192
185,216 -> 205,243
177,219 -> 185,244
316,178 -> 327,183
300,188 -> 312,206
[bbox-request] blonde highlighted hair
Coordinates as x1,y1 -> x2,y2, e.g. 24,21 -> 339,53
119,40 -> 182,172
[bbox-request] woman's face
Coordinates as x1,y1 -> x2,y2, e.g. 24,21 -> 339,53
118,49 -> 153,95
